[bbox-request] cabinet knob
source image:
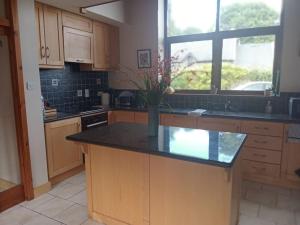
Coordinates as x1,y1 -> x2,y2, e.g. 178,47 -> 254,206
41,46 -> 46,58
46,47 -> 50,58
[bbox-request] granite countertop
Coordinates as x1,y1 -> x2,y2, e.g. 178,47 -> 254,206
44,112 -> 81,123
44,106 -> 300,124
67,123 -> 247,168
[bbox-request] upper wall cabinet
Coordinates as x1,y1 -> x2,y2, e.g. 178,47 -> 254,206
62,11 -> 94,64
81,21 -> 120,71
62,11 -> 93,33
63,27 -> 93,64
35,3 -> 64,68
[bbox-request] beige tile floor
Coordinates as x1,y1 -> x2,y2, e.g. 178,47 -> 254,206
0,172 -> 299,225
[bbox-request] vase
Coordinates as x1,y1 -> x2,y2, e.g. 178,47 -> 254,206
148,105 -> 159,137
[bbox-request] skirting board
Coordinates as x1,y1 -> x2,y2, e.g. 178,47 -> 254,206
33,182 -> 52,198
0,178 -> 17,190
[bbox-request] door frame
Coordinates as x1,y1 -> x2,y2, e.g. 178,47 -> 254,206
0,0 -> 34,211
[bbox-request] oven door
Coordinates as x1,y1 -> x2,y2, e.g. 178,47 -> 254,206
81,112 -> 108,131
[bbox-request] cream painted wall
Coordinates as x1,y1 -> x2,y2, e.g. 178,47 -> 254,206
0,36 -> 21,185
280,0 -> 300,92
109,0 -> 300,92
109,0 -> 158,89
18,0 -> 49,188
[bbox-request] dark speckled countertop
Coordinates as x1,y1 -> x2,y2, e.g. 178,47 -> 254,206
44,106 -> 300,124
67,123 -> 247,168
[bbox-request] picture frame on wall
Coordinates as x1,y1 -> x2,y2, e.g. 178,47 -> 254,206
137,49 -> 151,68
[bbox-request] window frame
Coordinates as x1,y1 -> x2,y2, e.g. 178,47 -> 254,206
164,0 -> 284,95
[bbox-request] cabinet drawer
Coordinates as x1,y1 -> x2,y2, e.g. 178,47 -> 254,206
243,148 -> 281,164
134,112 -> 148,124
243,160 -> 280,178
62,11 -> 93,32
114,111 -> 135,123
241,121 -> 284,137
197,118 -> 240,132
160,114 -> 197,128
245,135 -> 282,151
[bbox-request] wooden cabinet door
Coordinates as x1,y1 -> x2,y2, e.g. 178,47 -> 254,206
160,114 -> 197,128
109,25 -> 120,70
114,111 -> 135,123
89,146 -> 149,225
93,21 -> 109,69
62,11 -> 93,33
284,141 -> 300,182
43,5 -> 64,66
35,3 -> 46,65
64,27 -> 93,64
45,117 -> 83,178
92,21 -> 120,71
197,118 -> 240,132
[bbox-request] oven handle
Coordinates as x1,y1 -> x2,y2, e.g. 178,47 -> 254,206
86,121 -> 108,128
81,112 -> 107,118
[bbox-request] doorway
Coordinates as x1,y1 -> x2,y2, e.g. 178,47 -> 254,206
0,0 -> 34,212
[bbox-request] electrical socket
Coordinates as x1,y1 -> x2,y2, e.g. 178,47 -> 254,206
96,79 -> 101,85
85,89 -> 89,98
97,91 -> 103,97
77,90 -> 83,97
52,79 -> 59,87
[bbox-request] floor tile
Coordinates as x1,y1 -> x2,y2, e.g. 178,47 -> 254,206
262,184 -> 291,196
21,193 -> 55,210
23,214 -> 62,225
54,204 -> 88,225
239,214 -> 275,225
0,206 -> 40,225
277,194 -> 300,211
34,197 -> 74,218
246,189 -> 277,207
259,205 -> 296,225
240,200 -> 260,217
82,219 -> 105,225
296,212 -> 300,225
63,172 -> 86,185
69,190 -> 87,206
243,180 -> 262,191
49,182 -> 86,199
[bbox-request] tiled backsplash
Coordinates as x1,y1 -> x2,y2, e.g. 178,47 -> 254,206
40,63 -> 109,113
112,89 -> 300,114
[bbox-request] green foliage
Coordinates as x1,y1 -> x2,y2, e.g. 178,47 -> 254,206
220,3 -> 279,44
171,63 -> 272,90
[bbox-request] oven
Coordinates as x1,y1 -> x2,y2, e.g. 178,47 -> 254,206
81,111 -> 108,131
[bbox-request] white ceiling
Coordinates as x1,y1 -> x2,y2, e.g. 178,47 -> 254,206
37,0 -> 123,25
37,0 -> 120,14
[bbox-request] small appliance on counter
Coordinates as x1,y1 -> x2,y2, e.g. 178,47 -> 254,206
116,91 -> 135,107
289,97 -> 300,118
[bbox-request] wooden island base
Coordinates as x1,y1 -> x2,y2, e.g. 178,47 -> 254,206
81,144 -> 242,225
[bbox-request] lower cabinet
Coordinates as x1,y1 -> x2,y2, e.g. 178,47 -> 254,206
197,117 -> 240,132
134,112 -> 148,124
113,111 -> 135,123
45,117 -> 83,178
160,114 -> 197,128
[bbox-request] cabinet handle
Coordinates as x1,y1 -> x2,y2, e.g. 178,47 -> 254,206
252,166 -> 267,172
76,59 -> 84,63
254,126 -> 269,131
254,140 -> 267,144
46,47 -> 50,58
253,153 -> 267,158
41,46 -> 46,58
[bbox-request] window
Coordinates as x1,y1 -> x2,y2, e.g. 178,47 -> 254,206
165,0 -> 283,93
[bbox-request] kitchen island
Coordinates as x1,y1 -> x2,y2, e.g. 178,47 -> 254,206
67,123 -> 247,225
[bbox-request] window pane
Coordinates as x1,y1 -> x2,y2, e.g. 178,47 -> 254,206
220,0 -> 282,31
221,35 -> 275,91
171,41 -> 213,90
167,0 -> 217,36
